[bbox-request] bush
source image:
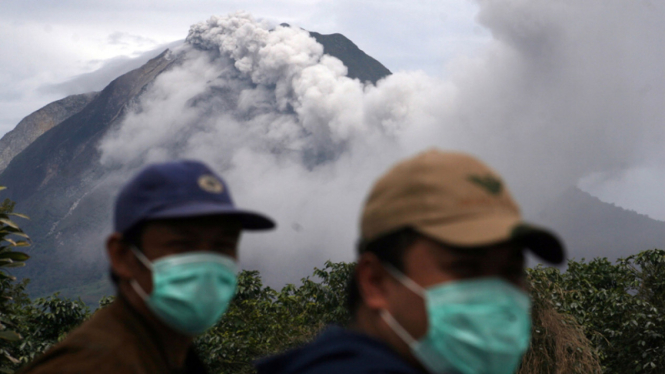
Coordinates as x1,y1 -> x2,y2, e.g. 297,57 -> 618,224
195,261 -> 353,374
526,250 -> 665,373
0,192 -> 31,373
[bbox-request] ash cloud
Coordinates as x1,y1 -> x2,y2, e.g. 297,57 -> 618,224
97,3 -> 665,285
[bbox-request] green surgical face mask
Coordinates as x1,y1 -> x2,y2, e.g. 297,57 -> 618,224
381,265 -> 531,374
131,247 -> 238,335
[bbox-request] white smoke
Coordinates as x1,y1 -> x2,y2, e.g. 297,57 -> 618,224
98,3 -> 665,284
100,13 -> 442,169
99,12 -> 442,280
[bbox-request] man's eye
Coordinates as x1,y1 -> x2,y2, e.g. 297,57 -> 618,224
215,238 -> 237,246
213,244 -> 237,254
450,263 -> 481,277
505,267 -> 526,281
167,240 -> 195,248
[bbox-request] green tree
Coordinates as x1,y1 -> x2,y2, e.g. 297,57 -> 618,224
522,265 -> 602,373
11,294 -> 90,365
295,261 -> 354,325
0,188 -> 90,372
527,250 -> 665,373
0,214 -> 659,374
0,188 -> 31,373
195,261 -> 354,374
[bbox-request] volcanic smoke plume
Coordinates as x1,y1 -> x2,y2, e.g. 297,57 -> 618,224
98,3 -> 665,283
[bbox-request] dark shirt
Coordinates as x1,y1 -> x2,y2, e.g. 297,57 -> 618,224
18,295 -> 207,374
255,326 -> 426,374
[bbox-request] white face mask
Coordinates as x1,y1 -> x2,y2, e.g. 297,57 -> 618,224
381,264 -> 532,374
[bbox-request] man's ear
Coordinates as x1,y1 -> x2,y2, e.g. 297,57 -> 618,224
106,233 -> 138,281
356,252 -> 393,311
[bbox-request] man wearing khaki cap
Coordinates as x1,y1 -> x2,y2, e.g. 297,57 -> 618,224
256,149 -> 565,374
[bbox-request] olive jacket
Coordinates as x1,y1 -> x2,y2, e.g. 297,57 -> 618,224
18,295 -> 207,374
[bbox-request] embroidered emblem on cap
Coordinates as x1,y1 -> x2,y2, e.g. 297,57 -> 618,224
198,174 -> 224,194
467,174 -> 503,196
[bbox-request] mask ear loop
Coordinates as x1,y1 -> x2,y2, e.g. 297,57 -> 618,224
380,263 -> 425,347
130,279 -> 150,300
380,310 -> 417,346
129,246 -> 153,300
130,246 -> 154,270
382,263 -> 426,297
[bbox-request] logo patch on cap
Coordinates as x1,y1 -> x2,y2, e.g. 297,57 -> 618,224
468,174 -> 503,196
198,174 -> 224,194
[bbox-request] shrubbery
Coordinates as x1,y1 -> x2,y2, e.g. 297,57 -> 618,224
527,250 -> 665,373
1,253 -> 664,373
0,185 -> 663,373
194,262 -> 353,374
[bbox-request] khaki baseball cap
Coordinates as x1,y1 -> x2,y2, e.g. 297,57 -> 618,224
360,149 -> 565,264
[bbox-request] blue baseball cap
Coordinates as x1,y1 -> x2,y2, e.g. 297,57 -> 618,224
114,160 -> 275,233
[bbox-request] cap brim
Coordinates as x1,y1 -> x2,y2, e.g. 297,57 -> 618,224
510,223 -> 566,265
147,202 -> 275,230
416,214 -> 565,264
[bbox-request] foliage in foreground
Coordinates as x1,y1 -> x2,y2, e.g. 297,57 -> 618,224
527,250 -> 665,374
0,194 -> 31,373
0,218 -> 662,374
179,250 -> 665,374
0,260 -> 354,374
195,261 -> 354,374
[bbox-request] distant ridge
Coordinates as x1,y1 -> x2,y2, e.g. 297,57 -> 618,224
538,187 -> 665,261
279,23 -> 392,85
0,50 -> 174,204
0,92 -> 98,173
0,50 -> 176,295
0,29 -> 394,298
309,31 -> 391,85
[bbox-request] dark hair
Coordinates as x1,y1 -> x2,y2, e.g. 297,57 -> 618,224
109,222 -> 146,286
346,227 -> 421,315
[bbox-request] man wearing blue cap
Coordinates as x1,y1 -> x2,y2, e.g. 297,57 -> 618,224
20,160 -> 275,374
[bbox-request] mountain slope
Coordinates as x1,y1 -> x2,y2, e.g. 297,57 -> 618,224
0,50 -> 174,204
309,31 -> 391,85
0,29 -> 394,297
0,50 -> 176,294
538,188 -> 665,261
0,92 -> 98,172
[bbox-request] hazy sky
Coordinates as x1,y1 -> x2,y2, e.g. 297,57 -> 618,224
0,0 -> 487,136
